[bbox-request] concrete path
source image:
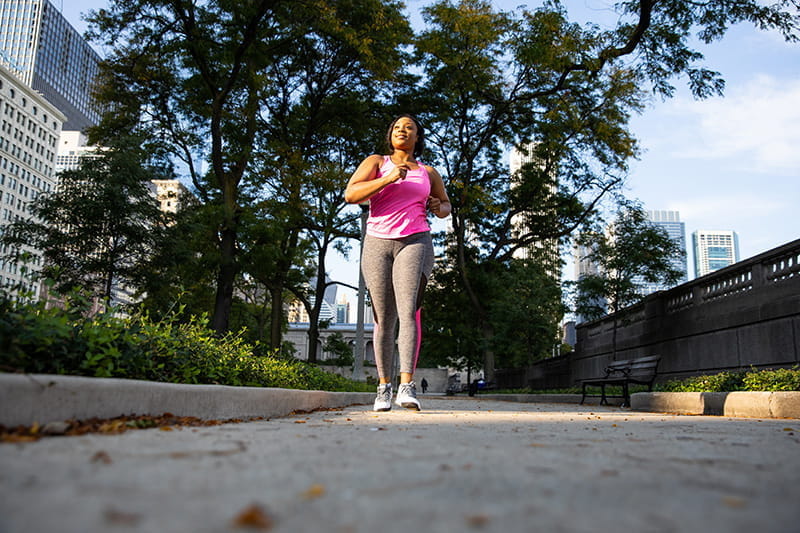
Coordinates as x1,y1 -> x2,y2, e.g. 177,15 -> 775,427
2,397 -> 799,533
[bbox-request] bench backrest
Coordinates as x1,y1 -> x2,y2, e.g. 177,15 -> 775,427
605,355 -> 660,378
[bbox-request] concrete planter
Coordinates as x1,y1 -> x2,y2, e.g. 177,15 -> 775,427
631,391 -> 800,419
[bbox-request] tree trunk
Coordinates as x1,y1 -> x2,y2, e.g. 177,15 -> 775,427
212,226 -> 237,334
305,242 -> 330,363
269,285 -> 284,351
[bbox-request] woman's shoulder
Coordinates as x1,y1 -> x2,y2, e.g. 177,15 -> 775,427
364,154 -> 388,164
423,163 -> 441,178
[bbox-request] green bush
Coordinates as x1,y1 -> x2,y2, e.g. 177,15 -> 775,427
0,294 -> 371,392
658,371 -> 746,392
657,367 -> 800,393
742,366 -> 800,392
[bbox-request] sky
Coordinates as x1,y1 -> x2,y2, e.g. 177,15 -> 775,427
61,0 -> 800,303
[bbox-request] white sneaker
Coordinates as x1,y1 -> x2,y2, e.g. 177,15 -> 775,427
395,382 -> 421,411
373,383 -> 392,412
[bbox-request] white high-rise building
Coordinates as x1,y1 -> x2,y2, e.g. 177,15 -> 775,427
693,230 -> 740,278
55,131 -> 100,171
0,64 -> 65,299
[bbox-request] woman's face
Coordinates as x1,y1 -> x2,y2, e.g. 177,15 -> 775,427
391,117 -> 418,152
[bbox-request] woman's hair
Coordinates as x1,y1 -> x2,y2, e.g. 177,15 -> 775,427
385,114 -> 425,159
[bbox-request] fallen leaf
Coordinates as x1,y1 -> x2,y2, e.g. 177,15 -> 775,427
467,514 -> 489,528
159,426 -> 174,431
232,504 -> 273,530
91,451 -> 112,464
302,484 -> 326,500
294,420 -> 306,424
722,496 -> 747,509
104,507 -> 141,525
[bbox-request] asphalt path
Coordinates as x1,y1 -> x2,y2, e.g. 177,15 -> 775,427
2,397 -> 799,533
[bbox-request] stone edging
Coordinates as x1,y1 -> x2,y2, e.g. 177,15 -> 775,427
0,373 -> 373,427
630,391 -> 800,419
444,391 -> 800,419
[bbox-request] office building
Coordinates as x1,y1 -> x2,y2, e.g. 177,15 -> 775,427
0,63 -> 65,298
509,142 -> 561,279
693,230 -> 740,278
0,0 -> 102,131
637,210 -> 688,295
54,130 -> 101,171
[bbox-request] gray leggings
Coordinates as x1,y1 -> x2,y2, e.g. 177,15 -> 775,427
362,231 -> 434,380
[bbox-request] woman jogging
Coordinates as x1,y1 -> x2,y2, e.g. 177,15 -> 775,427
344,114 -> 451,411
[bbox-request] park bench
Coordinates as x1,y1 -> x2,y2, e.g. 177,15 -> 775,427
579,355 -> 661,407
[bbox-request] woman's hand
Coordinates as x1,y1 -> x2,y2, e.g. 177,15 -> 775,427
386,164 -> 409,184
426,195 -> 442,215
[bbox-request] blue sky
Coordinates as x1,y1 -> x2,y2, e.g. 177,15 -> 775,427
63,1 -> 799,294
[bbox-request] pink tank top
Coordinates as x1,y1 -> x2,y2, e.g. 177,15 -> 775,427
366,156 -> 431,239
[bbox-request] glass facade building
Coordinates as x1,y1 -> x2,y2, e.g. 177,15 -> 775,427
0,0 -> 101,131
693,229 -> 740,278
638,210 -> 688,295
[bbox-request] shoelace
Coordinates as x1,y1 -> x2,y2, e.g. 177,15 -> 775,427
400,383 -> 417,398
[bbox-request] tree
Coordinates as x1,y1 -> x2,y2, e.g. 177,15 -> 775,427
0,137 -> 167,305
322,332 -> 355,367
243,0 -> 410,355
409,0 -> 799,381
88,0 -> 411,341
572,202 -> 686,357
89,0 -> 310,333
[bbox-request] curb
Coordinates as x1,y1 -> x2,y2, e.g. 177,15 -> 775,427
0,373 -> 374,427
446,392 -> 800,419
630,391 -> 800,419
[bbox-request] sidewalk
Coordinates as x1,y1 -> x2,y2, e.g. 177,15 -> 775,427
2,395 -> 799,533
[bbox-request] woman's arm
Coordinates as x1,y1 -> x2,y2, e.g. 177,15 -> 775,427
425,165 -> 452,219
344,155 -> 408,204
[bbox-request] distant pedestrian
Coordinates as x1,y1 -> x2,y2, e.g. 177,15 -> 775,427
345,114 -> 451,412
468,380 -> 479,397
421,378 -> 429,394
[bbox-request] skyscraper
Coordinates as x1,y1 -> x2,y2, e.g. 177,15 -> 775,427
509,142 -> 561,280
693,229 -> 740,278
639,210 -> 688,294
0,63 -> 65,298
0,0 -> 101,131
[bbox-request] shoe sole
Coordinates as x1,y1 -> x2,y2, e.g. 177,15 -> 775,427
399,402 -> 420,411
374,406 -> 391,412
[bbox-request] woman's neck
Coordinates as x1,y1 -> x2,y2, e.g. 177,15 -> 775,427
390,150 -> 415,164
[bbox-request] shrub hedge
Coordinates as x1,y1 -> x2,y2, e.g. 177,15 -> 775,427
657,367 -> 800,392
0,294 -> 372,392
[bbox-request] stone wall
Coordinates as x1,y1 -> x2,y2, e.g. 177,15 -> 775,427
520,239 -> 800,389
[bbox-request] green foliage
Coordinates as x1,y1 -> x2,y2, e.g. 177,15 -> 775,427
658,367 -> 800,392
742,366 -> 800,392
658,371 -> 746,393
322,333 -> 355,367
572,201 -> 686,321
0,136 -> 168,303
0,295 -> 370,392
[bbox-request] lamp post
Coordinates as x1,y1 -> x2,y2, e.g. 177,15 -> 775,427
352,202 -> 369,381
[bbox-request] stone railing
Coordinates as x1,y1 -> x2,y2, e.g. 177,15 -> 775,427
524,239 -> 800,389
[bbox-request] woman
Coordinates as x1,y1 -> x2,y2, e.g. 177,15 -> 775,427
345,114 -> 451,411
